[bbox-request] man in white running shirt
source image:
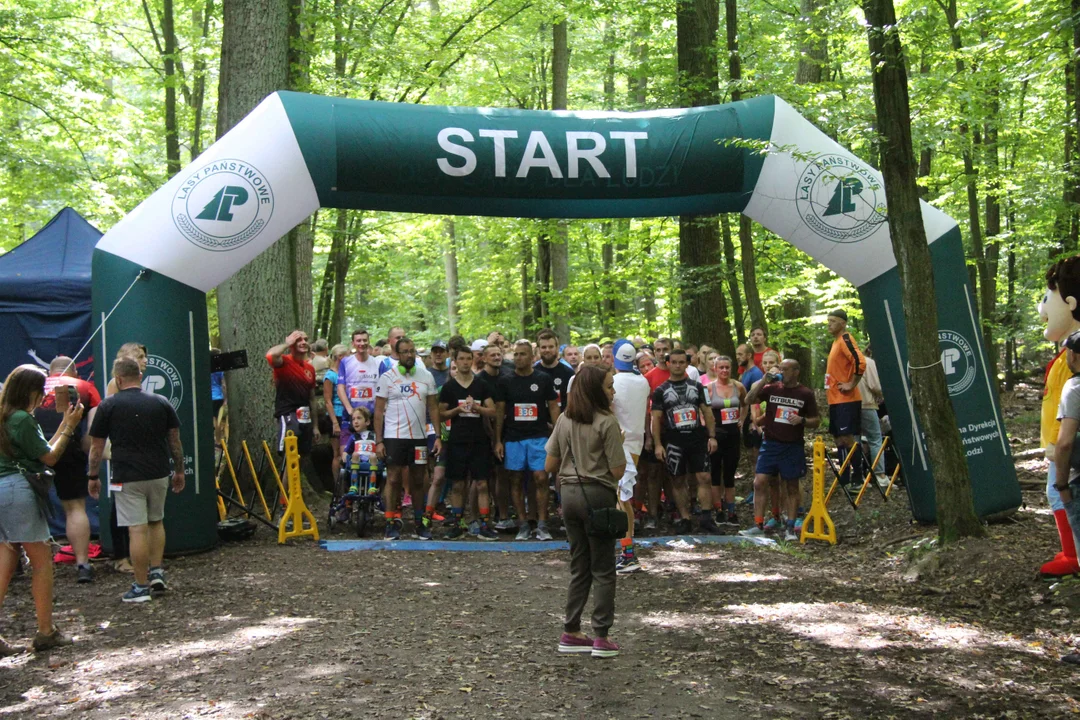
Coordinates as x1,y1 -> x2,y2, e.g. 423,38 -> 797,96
611,339 -> 650,574
374,337 -> 441,540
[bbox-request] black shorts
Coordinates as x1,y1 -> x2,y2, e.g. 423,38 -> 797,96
446,441 -> 492,481
663,441 -> 711,477
384,438 -> 429,468
54,463 -> 88,501
742,421 -> 763,448
829,401 -> 862,438
277,412 -> 314,456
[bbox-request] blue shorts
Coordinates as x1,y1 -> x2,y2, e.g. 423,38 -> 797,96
755,440 -> 806,481
505,437 -> 548,473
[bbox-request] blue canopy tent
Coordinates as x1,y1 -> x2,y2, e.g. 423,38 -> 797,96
0,207 -> 101,536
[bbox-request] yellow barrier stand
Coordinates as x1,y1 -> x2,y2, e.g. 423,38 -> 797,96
214,473 -> 227,521
241,440 -> 274,521
262,440 -> 290,507
854,436 -> 890,506
278,432 -> 319,544
823,442 -> 859,506
800,438 -> 836,545
220,442 -> 246,507
884,461 -> 901,498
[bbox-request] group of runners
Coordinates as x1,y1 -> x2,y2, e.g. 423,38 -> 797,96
265,310 -> 881,571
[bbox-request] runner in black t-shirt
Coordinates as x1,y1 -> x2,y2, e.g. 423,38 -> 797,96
534,329 -> 576,410
477,343 -> 516,531
650,349 -> 719,535
739,358 -> 820,541
439,346 -> 498,539
496,340 -> 560,541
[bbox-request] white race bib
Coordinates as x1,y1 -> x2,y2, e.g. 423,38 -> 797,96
514,403 -> 539,421
458,399 -> 480,418
414,446 -> 429,464
296,406 -> 312,423
774,407 -> 798,425
720,407 -> 740,425
672,408 -> 698,429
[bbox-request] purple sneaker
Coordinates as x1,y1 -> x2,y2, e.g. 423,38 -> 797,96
558,633 -> 593,654
592,637 -> 620,658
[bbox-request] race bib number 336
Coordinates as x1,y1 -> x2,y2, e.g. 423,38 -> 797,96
514,403 -> 539,421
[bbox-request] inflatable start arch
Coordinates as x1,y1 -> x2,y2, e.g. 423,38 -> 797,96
93,92 -> 1019,551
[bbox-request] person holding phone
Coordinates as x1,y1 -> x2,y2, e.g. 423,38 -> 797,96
266,330 -> 321,458
35,356 -> 101,583
0,364 -> 84,653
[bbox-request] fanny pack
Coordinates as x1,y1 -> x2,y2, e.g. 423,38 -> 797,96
15,462 -> 55,519
566,431 -> 627,541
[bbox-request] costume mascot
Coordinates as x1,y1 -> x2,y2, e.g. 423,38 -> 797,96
1039,256 -> 1080,577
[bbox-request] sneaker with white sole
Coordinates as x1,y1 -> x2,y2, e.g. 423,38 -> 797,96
495,519 -> 517,533
592,637 -> 620,658
148,568 -> 167,592
558,632 -> 593,654
784,528 -> 799,542
535,523 -> 553,541
122,583 -> 151,603
616,554 -> 642,574
515,523 -> 532,541
739,526 -> 765,537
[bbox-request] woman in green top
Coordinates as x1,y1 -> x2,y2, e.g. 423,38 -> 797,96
0,364 -> 84,655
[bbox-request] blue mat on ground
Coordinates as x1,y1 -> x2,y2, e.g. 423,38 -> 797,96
319,535 -> 776,552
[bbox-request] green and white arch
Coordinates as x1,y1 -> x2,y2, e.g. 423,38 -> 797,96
93,91 -> 1018,550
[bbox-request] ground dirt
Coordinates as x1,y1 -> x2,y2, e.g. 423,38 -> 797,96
2,384 -> 1078,719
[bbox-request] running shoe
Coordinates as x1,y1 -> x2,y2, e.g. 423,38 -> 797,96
673,518 -> 692,535
725,508 -> 739,526
616,554 -> 642,575
592,637 -> 620,658
148,567 -> 167,592
31,628 -> 72,652
558,633 -> 593,654
446,524 -> 466,540
794,516 -> 804,532
477,524 -> 498,541
535,523 -> 553,541
741,490 -> 754,505
764,517 -> 780,533
0,637 -> 21,657
515,523 -> 533,541
385,519 -> 402,540
699,513 -> 721,534
416,521 -> 433,540
467,520 -> 482,536
643,516 -> 657,532
784,527 -> 799,542
739,526 -> 765,537
495,519 -> 517,533
348,484 -> 359,495
77,564 -> 94,584
122,583 -> 152,603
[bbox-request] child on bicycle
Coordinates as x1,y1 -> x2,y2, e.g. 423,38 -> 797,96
342,407 -> 378,494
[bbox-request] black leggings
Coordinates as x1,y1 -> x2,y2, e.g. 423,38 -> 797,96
710,430 -> 741,488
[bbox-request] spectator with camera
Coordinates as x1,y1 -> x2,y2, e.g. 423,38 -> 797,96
0,364 -> 84,654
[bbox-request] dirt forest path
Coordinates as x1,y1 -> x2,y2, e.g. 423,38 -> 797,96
1,491 -> 1077,720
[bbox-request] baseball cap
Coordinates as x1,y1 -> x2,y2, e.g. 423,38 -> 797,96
431,340 -> 448,351
613,338 -> 636,372
470,339 -> 489,352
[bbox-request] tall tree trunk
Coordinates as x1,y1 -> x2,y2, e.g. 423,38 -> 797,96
535,230 -> 549,324
550,20 -> 570,341
864,0 -> 984,542
521,235 -> 533,337
720,214 -> 745,343
677,0 -> 731,351
215,0 -> 293,455
641,228 -> 657,330
943,0 -> 997,389
917,49 -> 932,197
162,0 -> 181,177
724,0 -> 765,334
326,209 -> 349,344
444,218 -> 459,336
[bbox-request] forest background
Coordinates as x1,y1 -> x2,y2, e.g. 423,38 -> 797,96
0,0 -> 1069,391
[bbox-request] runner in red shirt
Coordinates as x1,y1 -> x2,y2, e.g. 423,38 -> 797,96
748,326 -> 778,371
267,330 -> 321,457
